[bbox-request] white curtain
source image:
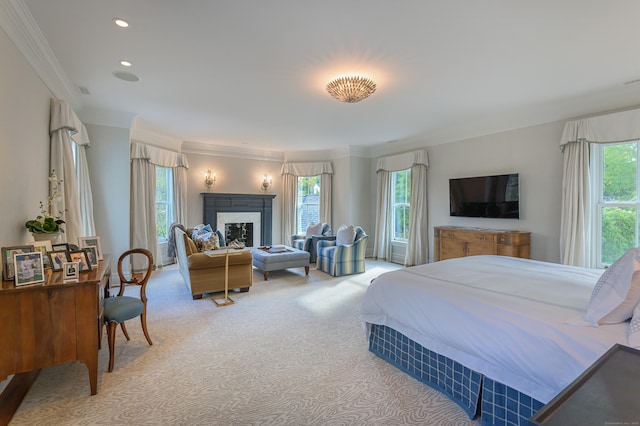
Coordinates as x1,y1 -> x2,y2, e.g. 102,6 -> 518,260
173,166 -> 188,225
320,173 -> 332,225
405,163 -> 428,266
560,108 -> 640,267
374,149 -> 429,265
373,170 -> 391,260
130,142 -> 189,267
281,173 -> 298,245
49,99 -> 95,245
281,161 -> 333,244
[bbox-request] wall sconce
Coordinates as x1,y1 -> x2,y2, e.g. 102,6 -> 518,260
204,169 -> 216,191
261,173 -> 272,191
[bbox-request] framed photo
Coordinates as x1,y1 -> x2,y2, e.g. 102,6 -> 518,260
78,236 -> 102,260
68,250 -> 92,272
62,262 -> 79,281
51,243 -> 70,252
14,251 -> 45,286
2,245 -> 34,280
32,240 -> 53,269
47,250 -> 71,272
83,246 -> 99,268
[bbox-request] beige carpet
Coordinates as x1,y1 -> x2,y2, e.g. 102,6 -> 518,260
10,260 -> 480,426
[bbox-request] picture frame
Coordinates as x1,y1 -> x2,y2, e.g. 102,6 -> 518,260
62,262 -> 79,281
83,246 -> 99,268
2,245 -> 35,281
78,236 -> 103,261
68,250 -> 92,272
51,243 -> 70,252
13,251 -> 45,286
47,250 -> 71,272
32,240 -> 53,269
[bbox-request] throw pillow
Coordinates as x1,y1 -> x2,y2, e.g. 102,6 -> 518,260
628,303 -> 640,348
336,224 -> 356,246
583,247 -> 640,326
305,222 -> 323,238
192,231 -> 220,251
184,234 -> 197,256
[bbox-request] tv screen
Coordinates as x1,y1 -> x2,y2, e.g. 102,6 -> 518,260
449,173 -> 519,218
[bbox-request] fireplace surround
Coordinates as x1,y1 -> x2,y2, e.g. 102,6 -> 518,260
202,193 -> 276,246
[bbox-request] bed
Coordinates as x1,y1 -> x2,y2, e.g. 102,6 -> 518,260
361,254 -> 639,426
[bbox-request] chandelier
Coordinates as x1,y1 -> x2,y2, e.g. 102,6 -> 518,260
326,76 -> 376,103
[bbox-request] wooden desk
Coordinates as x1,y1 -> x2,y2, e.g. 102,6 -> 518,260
529,344 -> 640,425
0,255 -> 111,410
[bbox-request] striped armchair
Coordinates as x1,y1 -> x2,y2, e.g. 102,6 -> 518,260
291,223 -> 332,263
316,226 -> 368,276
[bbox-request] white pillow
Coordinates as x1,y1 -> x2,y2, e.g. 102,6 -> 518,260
584,248 -> 640,326
336,224 -> 356,246
629,303 -> 640,348
305,222 -> 324,238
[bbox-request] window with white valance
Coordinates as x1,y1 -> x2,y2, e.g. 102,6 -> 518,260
560,108 -> 640,267
280,161 -> 333,246
373,149 -> 429,266
130,142 -> 189,267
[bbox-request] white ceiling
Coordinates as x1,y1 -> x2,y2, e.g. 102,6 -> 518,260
14,0 -> 640,153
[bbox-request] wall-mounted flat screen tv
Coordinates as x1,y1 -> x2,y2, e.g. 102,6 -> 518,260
449,173 -> 519,218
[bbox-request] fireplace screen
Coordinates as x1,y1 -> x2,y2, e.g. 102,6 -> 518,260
225,223 -> 254,247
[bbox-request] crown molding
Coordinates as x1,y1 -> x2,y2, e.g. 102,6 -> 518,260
0,0 -> 81,110
181,141 -> 284,162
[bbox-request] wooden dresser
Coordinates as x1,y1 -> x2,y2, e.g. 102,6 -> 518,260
433,226 -> 530,261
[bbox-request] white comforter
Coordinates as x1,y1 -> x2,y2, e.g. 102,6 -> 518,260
360,255 -> 628,403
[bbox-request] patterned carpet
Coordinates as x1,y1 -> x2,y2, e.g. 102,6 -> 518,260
10,260 -> 480,426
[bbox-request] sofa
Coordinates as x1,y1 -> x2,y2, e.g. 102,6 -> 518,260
175,227 -> 253,299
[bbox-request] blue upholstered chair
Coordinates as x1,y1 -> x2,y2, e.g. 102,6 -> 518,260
103,248 -> 153,372
291,223 -> 332,263
316,226 -> 368,276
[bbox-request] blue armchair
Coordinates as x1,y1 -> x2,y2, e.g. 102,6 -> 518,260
291,223 -> 332,263
316,226 -> 368,276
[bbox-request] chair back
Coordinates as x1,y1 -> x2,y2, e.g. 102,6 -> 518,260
354,226 -> 367,242
321,223 -> 333,236
116,248 -> 153,301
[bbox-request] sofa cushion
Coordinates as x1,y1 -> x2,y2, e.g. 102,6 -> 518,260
192,231 -> 220,251
183,234 -> 198,256
336,224 -> 356,246
305,222 -> 324,238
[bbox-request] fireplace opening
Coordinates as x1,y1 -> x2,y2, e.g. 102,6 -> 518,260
225,223 -> 254,247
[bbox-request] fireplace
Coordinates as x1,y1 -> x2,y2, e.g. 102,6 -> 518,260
202,193 -> 276,246
217,212 -> 261,247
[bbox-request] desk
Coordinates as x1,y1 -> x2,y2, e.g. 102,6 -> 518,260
529,344 -> 640,425
0,255 -> 111,415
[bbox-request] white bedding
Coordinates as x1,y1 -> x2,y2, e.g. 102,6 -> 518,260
360,255 -> 628,403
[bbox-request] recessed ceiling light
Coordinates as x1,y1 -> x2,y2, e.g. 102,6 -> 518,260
113,18 -> 129,28
120,60 -> 132,67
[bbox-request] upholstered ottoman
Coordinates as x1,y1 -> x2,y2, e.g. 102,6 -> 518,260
251,246 -> 310,280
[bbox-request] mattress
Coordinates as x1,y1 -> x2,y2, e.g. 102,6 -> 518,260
360,255 -> 628,403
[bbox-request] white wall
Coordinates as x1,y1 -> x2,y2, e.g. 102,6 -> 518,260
184,153 -> 283,243
85,124 -> 131,267
0,26 -> 53,249
425,120 -> 565,262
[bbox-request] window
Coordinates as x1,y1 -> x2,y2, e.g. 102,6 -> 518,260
156,167 -> 174,242
392,169 -> 411,241
296,175 -> 320,234
595,141 -> 640,266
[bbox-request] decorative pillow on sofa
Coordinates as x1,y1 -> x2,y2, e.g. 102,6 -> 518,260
305,222 -> 324,238
629,302 -> 640,348
336,224 -> 356,246
583,247 -> 640,326
192,232 -> 220,251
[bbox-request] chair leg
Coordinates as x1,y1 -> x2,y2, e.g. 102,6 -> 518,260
107,321 -> 118,372
120,322 -> 131,340
140,313 -> 153,346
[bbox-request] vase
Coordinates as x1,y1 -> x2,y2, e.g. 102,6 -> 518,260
32,232 -> 63,244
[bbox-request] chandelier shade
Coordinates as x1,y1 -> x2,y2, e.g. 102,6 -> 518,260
326,76 -> 376,103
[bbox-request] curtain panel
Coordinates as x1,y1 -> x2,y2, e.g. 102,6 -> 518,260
280,161 -> 333,245
49,99 -> 95,245
560,108 -> 640,267
375,149 -> 429,265
130,142 -> 189,267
